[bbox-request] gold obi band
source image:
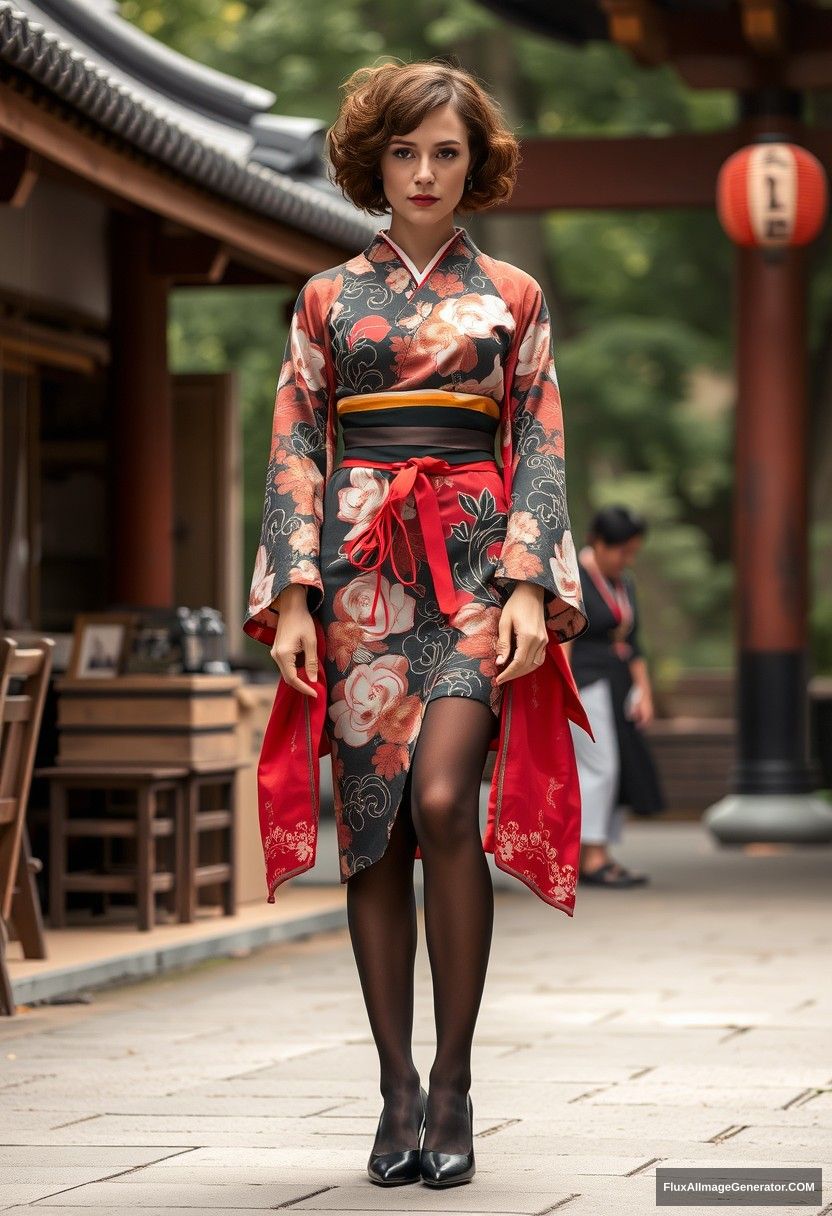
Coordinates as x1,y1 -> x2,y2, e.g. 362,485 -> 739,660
337,389 -> 500,419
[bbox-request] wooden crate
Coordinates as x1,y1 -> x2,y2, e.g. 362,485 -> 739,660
55,675 -> 241,765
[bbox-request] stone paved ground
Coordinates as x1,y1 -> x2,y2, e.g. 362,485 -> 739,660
1,821 -> 830,1215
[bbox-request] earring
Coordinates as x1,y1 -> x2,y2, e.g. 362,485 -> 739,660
466,174 -> 473,189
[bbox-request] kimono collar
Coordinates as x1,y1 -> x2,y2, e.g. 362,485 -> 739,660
362,224 -> 480,287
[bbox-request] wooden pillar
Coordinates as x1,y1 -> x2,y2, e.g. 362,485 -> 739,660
733,243 -> 815,793
109,211 -> 173,605
706,91 -> 832,843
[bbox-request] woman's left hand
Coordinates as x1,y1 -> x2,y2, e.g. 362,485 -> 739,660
494,582 -> 548,685
630,689 -> 655,728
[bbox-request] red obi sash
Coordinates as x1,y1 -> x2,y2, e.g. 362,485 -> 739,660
340,454 -> 491,628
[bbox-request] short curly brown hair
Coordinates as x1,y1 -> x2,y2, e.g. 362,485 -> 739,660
326,58 -> 520,217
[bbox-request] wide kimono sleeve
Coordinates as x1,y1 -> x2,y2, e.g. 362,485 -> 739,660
493,277 -> 589,643
243,278 -> 333,648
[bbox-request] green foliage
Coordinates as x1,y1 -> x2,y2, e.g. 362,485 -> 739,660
517,38 -> 733,136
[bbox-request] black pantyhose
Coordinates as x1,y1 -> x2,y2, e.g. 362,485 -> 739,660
346,695 -> 497,1156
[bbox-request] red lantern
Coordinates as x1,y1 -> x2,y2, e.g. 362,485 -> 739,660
717,142 -> 827,248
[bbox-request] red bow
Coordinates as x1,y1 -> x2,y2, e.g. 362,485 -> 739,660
342,455 -> 466,631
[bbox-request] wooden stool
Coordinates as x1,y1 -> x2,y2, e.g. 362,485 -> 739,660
180,761 -> 244,922
36,765 -> 187,932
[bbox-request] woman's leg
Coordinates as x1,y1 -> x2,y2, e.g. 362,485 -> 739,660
409,695 -> 496,1153
346,767 -> 423,1154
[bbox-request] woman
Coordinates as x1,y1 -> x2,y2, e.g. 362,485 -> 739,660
564,505 -> 665,888
243,59 -> 589,1188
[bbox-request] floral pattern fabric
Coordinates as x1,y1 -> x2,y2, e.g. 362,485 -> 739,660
245,225 -> 590,907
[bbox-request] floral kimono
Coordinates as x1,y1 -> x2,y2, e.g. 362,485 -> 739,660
244,224 -> 592,915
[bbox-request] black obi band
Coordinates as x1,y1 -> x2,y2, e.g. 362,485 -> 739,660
342,424 -> 494,452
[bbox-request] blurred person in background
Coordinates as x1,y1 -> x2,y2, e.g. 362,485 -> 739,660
563,505 -> 665,888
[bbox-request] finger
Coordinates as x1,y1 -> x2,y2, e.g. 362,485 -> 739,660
285,672 -> 318,697
495,654 -> 526,684
496,632 -> 545,684
302,634 -> 319,683
495,644 -> 534,684
513,635 -> 535,667
275,648 -> 318,698
296,642 -> 319,697
496,612 -> 513,666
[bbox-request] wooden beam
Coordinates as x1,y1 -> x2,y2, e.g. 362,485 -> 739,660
739,0 -> 789,56
663,10 -> 832,90
506,130 -> 738,211
150,231 -> 230,284
500,126 -> 832,212
600,0 -> 669,67
575,8 -> 832,90
0,136 -> 38,207
0,332 -> 95,374
0,83 -> 351,281
0,315 -> 107,370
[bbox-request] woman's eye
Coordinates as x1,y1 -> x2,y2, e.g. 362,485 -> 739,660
390,148 -> 458,160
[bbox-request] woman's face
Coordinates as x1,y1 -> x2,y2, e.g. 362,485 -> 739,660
379,102 -> 472,227
595,535 -> 642,578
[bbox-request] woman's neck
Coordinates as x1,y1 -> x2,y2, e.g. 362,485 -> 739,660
383,219 -> 459,275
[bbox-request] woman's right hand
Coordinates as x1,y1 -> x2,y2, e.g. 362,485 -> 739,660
270,585 -> 319,698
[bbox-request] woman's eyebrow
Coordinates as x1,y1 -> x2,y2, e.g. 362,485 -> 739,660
388,138 -> 462,147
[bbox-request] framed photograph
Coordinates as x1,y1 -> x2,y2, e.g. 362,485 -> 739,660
67,613 -> 137,679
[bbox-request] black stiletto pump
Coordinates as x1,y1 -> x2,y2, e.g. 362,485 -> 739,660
366,1085 -> 427,1186
419,1091 -> 475,1186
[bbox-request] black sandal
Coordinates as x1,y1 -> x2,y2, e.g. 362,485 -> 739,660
579,861 -> 644,887
608,858 -> 649,885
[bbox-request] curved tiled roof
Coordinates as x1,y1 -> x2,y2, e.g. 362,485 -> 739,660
0,0 -> 377,248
